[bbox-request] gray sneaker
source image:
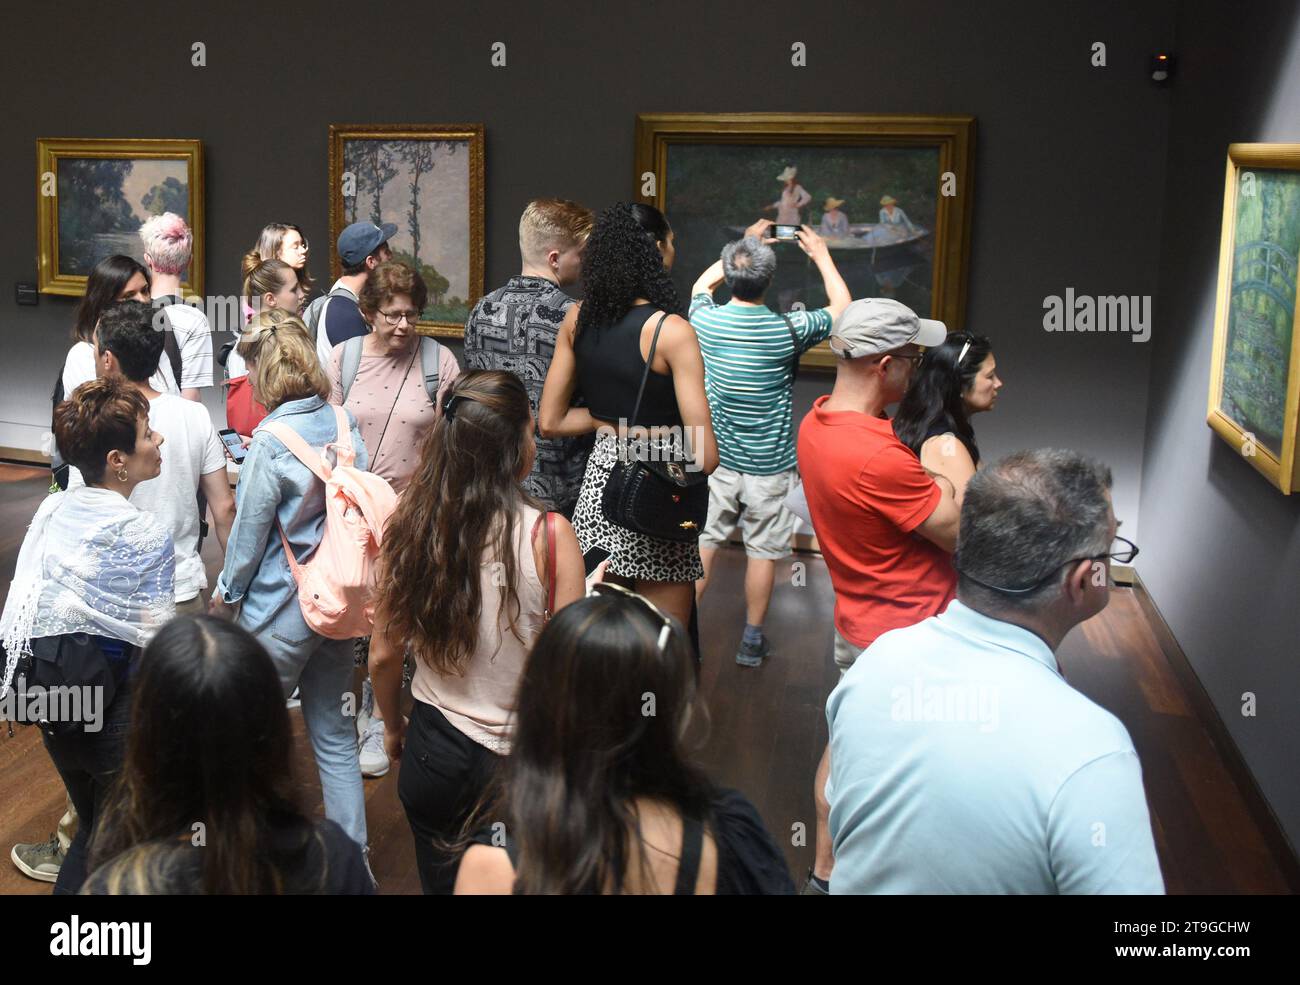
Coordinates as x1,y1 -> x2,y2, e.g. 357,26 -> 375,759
735,635 -> 771,667
359,719 -> 389,778
11,835 -> 64,883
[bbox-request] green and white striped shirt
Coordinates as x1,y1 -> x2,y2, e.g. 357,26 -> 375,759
689,293 -> 833,475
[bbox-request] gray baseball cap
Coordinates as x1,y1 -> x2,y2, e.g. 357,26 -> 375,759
338,221 -> 398,266
829,298 -> 947,359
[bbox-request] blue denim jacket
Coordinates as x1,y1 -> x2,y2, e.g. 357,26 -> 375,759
215,396 -> 368,635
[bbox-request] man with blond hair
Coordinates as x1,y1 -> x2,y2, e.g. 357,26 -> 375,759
139,211 -> 212,401
464,197 -> 594,514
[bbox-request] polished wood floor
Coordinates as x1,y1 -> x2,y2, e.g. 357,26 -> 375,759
0,463 -> 1293,894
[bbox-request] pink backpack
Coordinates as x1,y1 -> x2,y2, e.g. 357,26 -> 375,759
261,405 -> 398,640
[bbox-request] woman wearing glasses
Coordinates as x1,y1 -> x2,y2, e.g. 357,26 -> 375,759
368,370 -> 586,894
326,261 -> 461,779
326,262 -> 459,495
892,331 -> 1002,507
453,588 -> 793,895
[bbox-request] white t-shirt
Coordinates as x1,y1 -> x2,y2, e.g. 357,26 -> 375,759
62,340 -> 178,397
154,298 -> 215,390
70,393 -> 226,601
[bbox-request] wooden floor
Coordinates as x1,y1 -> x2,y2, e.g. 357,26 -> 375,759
0,463 -> 1293,894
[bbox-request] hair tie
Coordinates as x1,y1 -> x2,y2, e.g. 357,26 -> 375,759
442,393 -> 465,420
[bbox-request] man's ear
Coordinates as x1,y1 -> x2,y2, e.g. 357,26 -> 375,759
1062,558 -> 1096,603
546,249 -> 561,269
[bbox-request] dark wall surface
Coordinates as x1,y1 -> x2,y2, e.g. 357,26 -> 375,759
1139,0 -> 1300,851
0,0 -> 1173,538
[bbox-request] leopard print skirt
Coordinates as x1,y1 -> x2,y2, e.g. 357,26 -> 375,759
571,430 -> 704,583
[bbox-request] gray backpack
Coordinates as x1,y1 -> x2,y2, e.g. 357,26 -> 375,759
340,335 -> 443,405
303,285 -> 353,344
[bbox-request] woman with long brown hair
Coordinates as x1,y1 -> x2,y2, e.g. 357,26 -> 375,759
83,616 -> 373,894
368,369 -> 585,894
454,590 -> 793,895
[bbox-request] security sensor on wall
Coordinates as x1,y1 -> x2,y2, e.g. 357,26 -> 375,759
1150,52 -> 1176,85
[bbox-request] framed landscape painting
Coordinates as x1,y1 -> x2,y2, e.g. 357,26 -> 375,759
1207,143 -> 1300,494
328,124 -> 484,338
634,113 -> 976,369
37,138 -> 204,297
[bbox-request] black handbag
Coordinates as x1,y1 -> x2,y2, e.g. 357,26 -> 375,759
600,312 -> 709,543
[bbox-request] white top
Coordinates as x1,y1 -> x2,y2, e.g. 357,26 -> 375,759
63,340 -> 178,397
826,600 -> 1165,894
69,394 -> 226,601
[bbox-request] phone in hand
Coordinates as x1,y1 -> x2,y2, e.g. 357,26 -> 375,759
772,224 -> 799,242
583,546 -> 611,579
218,428 -> 248,464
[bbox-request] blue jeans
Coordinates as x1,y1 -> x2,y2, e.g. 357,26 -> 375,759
251,597 -> 367,849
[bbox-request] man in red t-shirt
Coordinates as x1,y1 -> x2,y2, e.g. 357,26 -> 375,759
795,297 -> 960,894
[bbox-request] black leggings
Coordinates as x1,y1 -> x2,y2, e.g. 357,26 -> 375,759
397,700 -> 500,894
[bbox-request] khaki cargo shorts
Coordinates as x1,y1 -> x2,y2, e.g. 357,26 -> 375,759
699,465 -> 800,560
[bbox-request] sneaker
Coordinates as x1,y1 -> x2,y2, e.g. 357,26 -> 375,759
362,845 -> 379,892
359,719 -> 389,778
286,685 -> 301,710
735,635 -> 771,667
357,678 -> 375,740
11,835 -> 64,883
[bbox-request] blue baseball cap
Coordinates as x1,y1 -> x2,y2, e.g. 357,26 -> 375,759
338,221 -> 397,266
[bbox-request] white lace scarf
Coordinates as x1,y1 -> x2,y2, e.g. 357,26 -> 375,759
0,486 -> 175,697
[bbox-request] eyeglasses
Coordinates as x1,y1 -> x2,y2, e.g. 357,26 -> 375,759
955,535 -> 1139,596
588,582 -> 673,651
379,310 -> 419,326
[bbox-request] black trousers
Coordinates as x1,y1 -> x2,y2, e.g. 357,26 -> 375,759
42,679 -> 132,895
398,700 -> 500,895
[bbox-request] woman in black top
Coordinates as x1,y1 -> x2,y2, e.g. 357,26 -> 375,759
82,616 -> 374,895
454,589 -> 793,895
539,204 -> 718,630
892,331 -> 1002,507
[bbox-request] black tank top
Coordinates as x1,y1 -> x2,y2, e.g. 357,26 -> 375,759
573,304 -> 683,428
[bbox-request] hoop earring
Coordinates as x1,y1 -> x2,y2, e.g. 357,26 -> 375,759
116,468 -> 129,483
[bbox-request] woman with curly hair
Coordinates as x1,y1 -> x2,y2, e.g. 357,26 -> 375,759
539,203 -> 717,630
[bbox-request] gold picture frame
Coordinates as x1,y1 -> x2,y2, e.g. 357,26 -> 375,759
634,112 -> 976,370
1207,143 -> 1300,494
37,138 -> 204,298
328,124 -> 485,339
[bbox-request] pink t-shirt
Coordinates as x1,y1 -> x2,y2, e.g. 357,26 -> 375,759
411,504 -> 546,754
327,341 -> 460,494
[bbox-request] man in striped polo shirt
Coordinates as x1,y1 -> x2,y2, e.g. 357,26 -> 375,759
690,219 -> 851,666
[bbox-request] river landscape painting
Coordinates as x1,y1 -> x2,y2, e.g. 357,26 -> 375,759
38,138 -> 204,297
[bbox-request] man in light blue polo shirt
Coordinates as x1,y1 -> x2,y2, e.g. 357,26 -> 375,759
826,449 -> 1164,894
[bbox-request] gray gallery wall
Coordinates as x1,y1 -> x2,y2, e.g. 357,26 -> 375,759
1139,0 -> 1300,851
0,0 -> 1174,540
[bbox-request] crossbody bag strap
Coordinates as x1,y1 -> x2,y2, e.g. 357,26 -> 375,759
627,311 -> 670,431
531,511 -> 558,621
